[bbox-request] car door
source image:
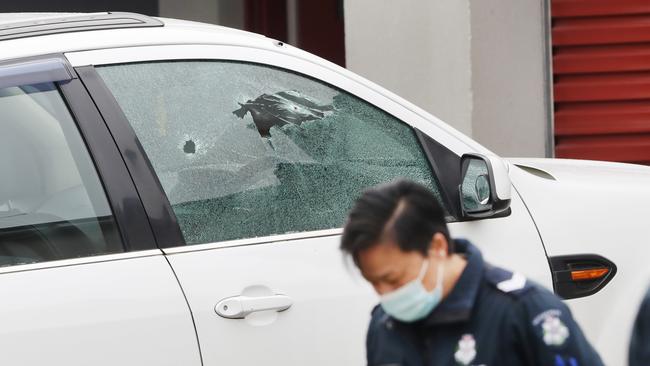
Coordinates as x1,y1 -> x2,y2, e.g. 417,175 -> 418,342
68,44 -> 550,365
0,57 -> 201,366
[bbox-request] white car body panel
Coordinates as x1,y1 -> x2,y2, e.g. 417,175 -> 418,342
508,158 -> 650,365
0,251 -> 201,366
450,189 -> 550,288
165,236 -> 376,365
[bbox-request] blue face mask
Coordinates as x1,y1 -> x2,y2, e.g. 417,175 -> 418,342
380,259 -> 444,322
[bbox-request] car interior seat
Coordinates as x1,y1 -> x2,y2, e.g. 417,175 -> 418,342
0,89 -> 100,266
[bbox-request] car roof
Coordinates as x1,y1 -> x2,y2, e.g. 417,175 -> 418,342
0,12 -> 85,25
0,12 -> 269,62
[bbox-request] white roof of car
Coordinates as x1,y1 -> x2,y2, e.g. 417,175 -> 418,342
0,12 -> 269,62
0,12 -> 84,25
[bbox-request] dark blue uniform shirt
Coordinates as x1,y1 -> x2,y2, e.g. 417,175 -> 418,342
366,239 -> 603,366
630,286 -> 650,366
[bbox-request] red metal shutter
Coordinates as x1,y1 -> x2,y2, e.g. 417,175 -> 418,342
551,0 -> 650,164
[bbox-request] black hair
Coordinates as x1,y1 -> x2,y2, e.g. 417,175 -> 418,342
340,179 -> 451,265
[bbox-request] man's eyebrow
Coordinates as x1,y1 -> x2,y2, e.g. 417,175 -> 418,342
368,269 -> 395,282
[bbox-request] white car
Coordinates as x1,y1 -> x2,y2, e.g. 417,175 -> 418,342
0,12 -> 645,366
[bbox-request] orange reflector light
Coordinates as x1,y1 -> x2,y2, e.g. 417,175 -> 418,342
571,268 -> 609,281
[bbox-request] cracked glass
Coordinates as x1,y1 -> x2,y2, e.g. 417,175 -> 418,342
97,61 -> 446,245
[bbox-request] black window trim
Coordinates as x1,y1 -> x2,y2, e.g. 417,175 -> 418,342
0,54 -> 158,252
74,65 -> 186,249
415,130 -> 463,219
416,131 -> 512,221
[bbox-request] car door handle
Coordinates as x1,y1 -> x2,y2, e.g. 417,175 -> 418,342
215,294 -> 293,319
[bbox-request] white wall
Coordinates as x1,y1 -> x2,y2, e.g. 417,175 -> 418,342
344,0 -> 550,157
470,0 -> 549,157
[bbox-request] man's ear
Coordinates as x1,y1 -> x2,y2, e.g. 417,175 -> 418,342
428,233 -> 449,257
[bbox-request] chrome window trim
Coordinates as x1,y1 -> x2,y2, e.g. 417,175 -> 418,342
0,249 -> 162,275
163,229 -> 343,254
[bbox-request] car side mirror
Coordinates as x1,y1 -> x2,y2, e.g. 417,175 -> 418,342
459,153 -> 511,219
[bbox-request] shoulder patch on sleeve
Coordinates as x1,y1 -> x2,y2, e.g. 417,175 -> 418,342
484,264 -> 532,296
497,272 -> 527,293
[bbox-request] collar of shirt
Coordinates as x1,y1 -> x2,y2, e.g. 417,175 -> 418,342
421,238 -> 484,326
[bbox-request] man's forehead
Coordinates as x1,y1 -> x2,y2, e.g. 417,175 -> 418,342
358,241 -> 405,275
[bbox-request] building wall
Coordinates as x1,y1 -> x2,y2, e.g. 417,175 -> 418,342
344,1 -> 474,136
345,0 -> 550,158
471,0 -> 550,157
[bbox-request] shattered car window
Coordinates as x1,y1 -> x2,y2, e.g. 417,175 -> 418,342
233,90 -> 334,137
97,61 -> 446,245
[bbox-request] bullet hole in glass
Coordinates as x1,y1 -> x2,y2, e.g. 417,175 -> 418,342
183,139 -> 196,154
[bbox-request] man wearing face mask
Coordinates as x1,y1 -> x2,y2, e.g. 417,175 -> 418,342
341,180 -> 603,366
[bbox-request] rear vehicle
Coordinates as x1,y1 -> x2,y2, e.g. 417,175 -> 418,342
0,12 -> 646,365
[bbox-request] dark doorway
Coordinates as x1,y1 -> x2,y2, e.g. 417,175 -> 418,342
244,0 -> 288,43
295,0 -> 345,67
244,0 -> 345,67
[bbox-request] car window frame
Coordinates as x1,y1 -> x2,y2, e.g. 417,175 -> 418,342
68,45 -> 480,250
0,54 -> 158,269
